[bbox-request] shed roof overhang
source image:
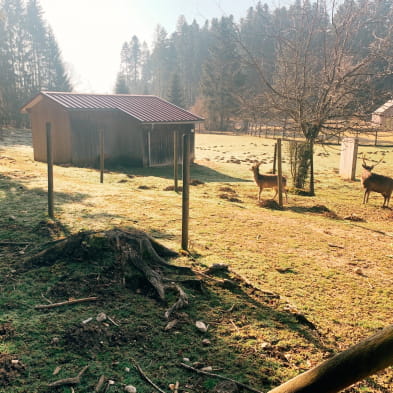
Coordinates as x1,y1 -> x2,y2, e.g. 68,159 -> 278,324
20,92 -> 204,126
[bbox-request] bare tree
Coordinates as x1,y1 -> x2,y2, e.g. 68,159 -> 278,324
238,0 -> 393,194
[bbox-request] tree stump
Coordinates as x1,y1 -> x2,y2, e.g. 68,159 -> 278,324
25,228 -> 194,314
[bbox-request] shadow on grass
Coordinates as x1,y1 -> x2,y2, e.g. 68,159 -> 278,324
0,174 -> 88,244
101,163 -> 251,183
0,225 -> 389,393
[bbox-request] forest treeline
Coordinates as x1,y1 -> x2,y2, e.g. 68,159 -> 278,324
1,0 -> 393,131
0,0 -> 72,126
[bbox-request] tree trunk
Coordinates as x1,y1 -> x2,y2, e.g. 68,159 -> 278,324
268,324 -> 393,393
309,140 -> 315,196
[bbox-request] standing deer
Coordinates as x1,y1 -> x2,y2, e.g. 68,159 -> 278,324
251,161 -> 288,202
361,156 -> 393,208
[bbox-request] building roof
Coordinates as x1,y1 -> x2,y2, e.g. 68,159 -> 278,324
21,92 -> 204,124
373,99 -> 393,115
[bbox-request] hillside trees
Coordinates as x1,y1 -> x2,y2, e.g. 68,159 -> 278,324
0,0 -> 72,126
238,0 -> 393,194
201,16 -> 244,130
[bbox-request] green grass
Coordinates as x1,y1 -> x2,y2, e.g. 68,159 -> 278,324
0,129 -> 392,392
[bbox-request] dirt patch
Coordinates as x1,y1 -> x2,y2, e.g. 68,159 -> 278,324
190,179 -> 205,186
258,199 -> 283,210
0,354 -> 25,386
0,323 -> 15,340
33,219 -> 65,239
163,185 -> 183,191
219,193 -> 243,203
63,322 -> 142,354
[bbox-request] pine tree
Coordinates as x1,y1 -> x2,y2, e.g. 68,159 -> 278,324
167,71 -> 184,107
114,72 -> 130,94
201,16 -> 243,130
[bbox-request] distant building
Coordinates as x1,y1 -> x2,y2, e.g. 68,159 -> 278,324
371,100 -> 393,129
21,92 -> 204,167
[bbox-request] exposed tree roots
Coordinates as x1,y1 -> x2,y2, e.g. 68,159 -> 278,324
25,228 -> 195,315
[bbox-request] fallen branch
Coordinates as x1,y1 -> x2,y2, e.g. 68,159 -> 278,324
133,360 -> 167,393
0,241 -> 31,245
180,362 -> 263,393
35,297 -> 98,309
47,365 -> 89,387
95,375 -> 106,392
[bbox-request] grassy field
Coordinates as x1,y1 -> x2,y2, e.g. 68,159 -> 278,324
0,129 -> 392,392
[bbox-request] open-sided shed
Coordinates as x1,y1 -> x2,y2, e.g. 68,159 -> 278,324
372,100 -> 393,129
21,92 -> 204,167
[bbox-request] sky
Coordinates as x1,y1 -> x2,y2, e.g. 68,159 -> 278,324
38,0 -> 276,93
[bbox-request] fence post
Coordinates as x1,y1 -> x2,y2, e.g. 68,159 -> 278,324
174,130 -> 179,192
273,142 -> 277,174
46,122 -> 54,218
181,133 -> 190,250
277,138 -> 283,207
100,129 -> 104,183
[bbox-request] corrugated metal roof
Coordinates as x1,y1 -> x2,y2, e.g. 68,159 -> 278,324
22,92 -> 204,124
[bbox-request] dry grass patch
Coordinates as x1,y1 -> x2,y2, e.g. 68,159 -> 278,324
0,129 -> 392,392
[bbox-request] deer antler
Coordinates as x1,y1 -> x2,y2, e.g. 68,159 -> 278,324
374,158 -> 383,167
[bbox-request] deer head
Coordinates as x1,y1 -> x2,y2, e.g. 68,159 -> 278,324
362,154 -> 382,172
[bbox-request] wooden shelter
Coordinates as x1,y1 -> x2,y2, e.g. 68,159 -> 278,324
21,92 -> 203,167
372,100 -> 393,129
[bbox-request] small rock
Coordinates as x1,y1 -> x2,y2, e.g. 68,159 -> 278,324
183,357 -> 190,362
125,367 -> 130,372
195,321 -> 208,333
82,317 -> 93,324
51,337 -> 60,345
124,385 -> 137,393
96,312 -> 107,322
202,339 -> 211,346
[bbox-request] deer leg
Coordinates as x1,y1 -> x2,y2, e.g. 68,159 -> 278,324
258,187 -> 262,202
363,190 -> 369,204
272,188 -> 278,200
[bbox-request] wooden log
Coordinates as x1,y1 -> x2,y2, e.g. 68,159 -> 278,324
268,324 -> 393,393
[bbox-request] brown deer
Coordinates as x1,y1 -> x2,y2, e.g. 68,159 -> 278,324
361,156 -> 393,208
251,161 -> 288,202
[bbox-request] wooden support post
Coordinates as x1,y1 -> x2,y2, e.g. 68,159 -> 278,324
268,324 -> 393,393
272,142 -> 277,174
99,129 -> 104,183
174,130 -> 178,192
277,138 -> 283,207
46,122 -> 54,218
181,133 -> 190,251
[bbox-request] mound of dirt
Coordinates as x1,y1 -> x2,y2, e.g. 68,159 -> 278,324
33,219 -> 65,238
0,354 -> 25,386
219,193 -> 243,203
258,199 -> 283,210
63,322 -> 143,354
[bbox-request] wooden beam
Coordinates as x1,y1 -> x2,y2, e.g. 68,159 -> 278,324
268,324 -> 393,393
